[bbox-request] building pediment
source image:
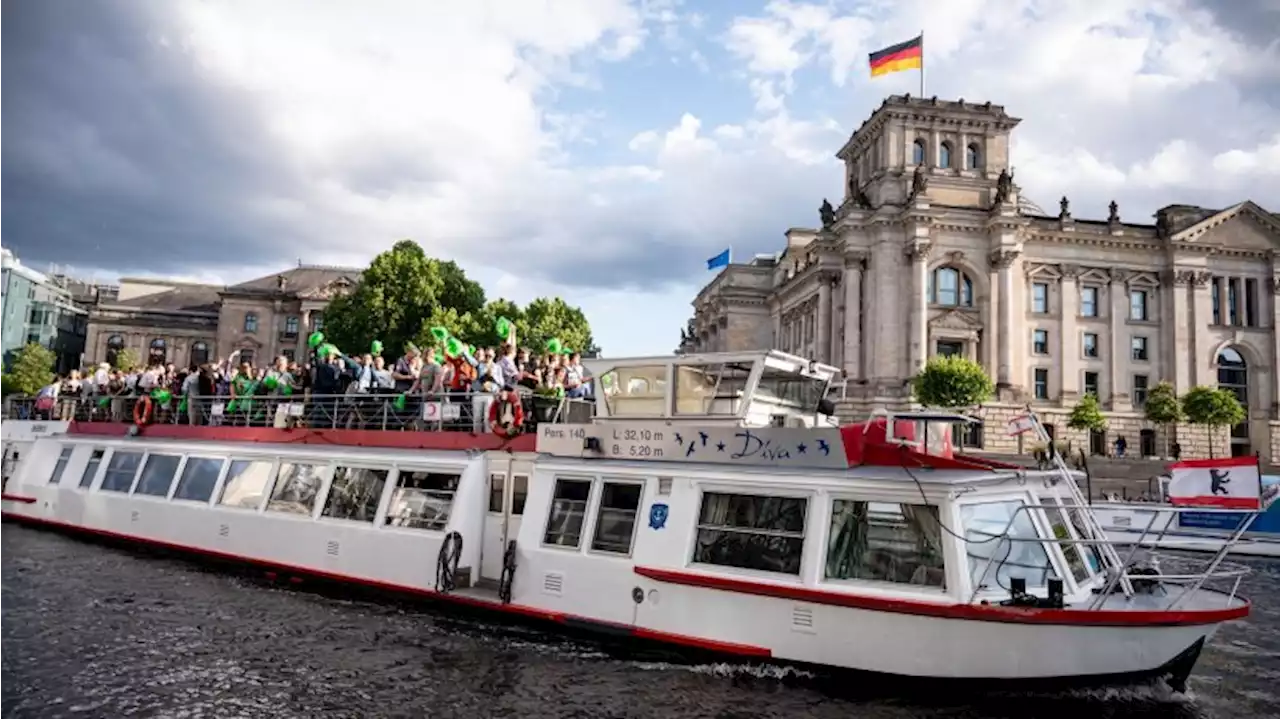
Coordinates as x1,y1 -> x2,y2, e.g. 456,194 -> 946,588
929,308 -> 982,331
1169,201 -> 1280,250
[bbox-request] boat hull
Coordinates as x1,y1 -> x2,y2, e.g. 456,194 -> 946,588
1,506 -> 1227,693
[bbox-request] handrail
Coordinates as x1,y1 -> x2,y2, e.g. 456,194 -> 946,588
2,392 -> 596,433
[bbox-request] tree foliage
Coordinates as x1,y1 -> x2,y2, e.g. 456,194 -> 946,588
113,348 -> 140,372
1181,385 -> 1246,458
1067,393 -> 1107,432
322,240 -> 598,358
1143,381 -> 1183,457
6,343 -> 57,395
911,356 -> 994,408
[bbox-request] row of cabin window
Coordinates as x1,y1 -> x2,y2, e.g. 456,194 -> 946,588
680,489 -> 1062,592
542,477 -> 645,556
1031,329 -> 1152,362
50,445 -> 461,530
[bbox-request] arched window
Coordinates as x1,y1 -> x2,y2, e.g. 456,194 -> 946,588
191,341 -> 210,366
1216,346 -> 1250,455
149,338 -> 167,366
928,266 -> 974,307
966,143 -> 981,170
106,334 -> 124,367
939,142 -> 952,169
912,138 -> 926,165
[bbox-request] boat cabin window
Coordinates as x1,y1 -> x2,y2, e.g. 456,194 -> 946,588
49,445 -> 73,484
99,451 -> 143,492
754,366 -> 827,412
590,481 -> 643,555
134,454 -> 182,497
512,474 -> 528,515
267,462 -> 325,515
219,459 -> 275,509
79,449 -> 105,488
826,500 -> 946,588
693,492 -> 807,575
1043,498 -> 1101,580
173,458 -> 224,503
543,477 -> 593,548
386,470 -> 458,530
489,473 -> 505,513
674,363 -> 751,415
960,500 -> 1054,592
322,467 -> 387,523
601,365 -> 668,417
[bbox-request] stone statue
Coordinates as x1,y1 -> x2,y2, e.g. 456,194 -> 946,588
853,185 -> 873,209
992,168 -> 1012,206
1108,200 -> 1120,223
910,165 -> 928,197
820,199 -> 836,229
1059,196 -> 1071,219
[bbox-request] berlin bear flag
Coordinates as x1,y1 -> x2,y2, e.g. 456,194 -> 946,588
1167,456 -> 1264,510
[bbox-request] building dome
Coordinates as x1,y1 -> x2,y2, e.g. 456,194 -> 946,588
1018,196 -> 1048,216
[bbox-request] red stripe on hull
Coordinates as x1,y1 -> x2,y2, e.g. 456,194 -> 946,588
633,567 -> 1247,628
1,494 -> 37,504
1169,496 -> 1261,510
67,421 -> 538,453
1170,456 -> 1259,469
0,511 -> 771,659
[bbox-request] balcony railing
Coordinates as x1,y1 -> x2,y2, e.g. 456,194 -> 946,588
2,391 -> 595,434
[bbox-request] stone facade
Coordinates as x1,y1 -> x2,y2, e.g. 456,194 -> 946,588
85,265 -> 359,369
680,95 -> 1280,462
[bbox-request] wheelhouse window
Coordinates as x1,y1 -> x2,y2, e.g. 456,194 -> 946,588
134,454 -> 181,497
322,466 -> 388,523
929,267 -> 973,307
267,462 -> 325,515
173,457 -> 224,502
960,500 -> 1054,591
80,449 -> 104,488
49,445 -> 73,484
600,365 -> 668,417
755,366 -> 827,412
544,477 -> 593,548
99,451 -> 143,492
590,481 -> 643,555
826,500 -> 945,587
1129,290 -> 1148,321
218,459 -> 275,509
386,470 -> 458,530
693,492 -> 807,575
674,362 -> 752,415
1031,283 -> 1048,314
1080,286 -> 1098,317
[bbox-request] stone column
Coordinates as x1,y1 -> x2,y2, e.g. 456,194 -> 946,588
907,240 -> 932,373
817,277 -> 833,364
1059,264 -> 1081,400
1191,272 -> 1213,385
986,265 -> 1000,380
842,254 -> 866,380
1109,269 -> 1131,410
1271,277 -> 1280,415
1171,271 -> 1193,392
991,249 -> 1020,389
771,309 -> 782,350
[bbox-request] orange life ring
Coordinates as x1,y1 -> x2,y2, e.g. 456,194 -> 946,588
133,396 -> 154,426
489,393 -> 525,437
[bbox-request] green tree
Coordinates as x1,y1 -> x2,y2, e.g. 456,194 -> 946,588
910,355 -> 994,408
1067,393 -> 1107,433
1181,385 -> 1246,458
1143,381 -> 1183,458
519,297 -> 598,357
472,299 -> 525,349
114,348 -> 141,372
6,343 -> 57,395
324,240 -> 486,358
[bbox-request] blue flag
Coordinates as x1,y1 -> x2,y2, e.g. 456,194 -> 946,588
706,248 -> 730,270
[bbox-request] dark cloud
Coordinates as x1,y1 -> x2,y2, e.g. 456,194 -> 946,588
1,1 -> 304,274
1188,0 -> 1280,49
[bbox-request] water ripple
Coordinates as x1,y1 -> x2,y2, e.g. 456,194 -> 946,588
3,525 -> 1279,718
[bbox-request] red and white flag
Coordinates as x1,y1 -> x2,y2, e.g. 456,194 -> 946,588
1006,414 -> 1036,436
1167,457 -> 1263,510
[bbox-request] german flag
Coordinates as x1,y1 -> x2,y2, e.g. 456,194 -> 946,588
868,35 -> 923,78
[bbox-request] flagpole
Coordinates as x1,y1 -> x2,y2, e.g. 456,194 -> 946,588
919,30 -> 925,97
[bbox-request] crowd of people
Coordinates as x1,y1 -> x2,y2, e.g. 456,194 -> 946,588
23,340 -> 594,434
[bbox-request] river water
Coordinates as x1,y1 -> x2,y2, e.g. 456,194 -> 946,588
2,525 -> 1278,718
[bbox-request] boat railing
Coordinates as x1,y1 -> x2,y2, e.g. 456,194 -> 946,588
1,392 -> 596,433
966,499 -> 1255,610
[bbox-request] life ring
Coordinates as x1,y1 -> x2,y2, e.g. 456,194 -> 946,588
488,392 -> 525,437
133,396 -> 154,426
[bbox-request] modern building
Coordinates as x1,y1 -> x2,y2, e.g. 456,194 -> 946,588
84,264 -> 360,369
679,95 -> 1280,462
1,248 -> 89,374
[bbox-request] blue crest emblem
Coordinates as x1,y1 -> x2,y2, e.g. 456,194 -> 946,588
648,503 -> 669,530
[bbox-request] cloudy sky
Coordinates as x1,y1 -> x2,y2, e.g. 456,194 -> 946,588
3,0 -> 1279,356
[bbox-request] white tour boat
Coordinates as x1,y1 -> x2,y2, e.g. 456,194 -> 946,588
0,350 -> 1258,693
